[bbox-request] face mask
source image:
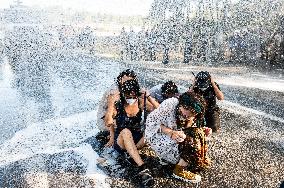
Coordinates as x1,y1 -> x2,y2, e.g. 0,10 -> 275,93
126,98 -> 137,105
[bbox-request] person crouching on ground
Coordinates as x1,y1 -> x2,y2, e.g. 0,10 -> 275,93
96,69 -> 138,146
190,71 -> 224,132
98,69 -> 158,147
108,79 -> 156,186
145,92 -> 212,183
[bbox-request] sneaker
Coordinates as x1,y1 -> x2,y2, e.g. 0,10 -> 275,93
173,165 -> 201,183
138,164 -> 154,186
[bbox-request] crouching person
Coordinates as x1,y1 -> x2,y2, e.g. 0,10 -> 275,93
190,71 -> 224,132
108,79 -> 156,186
145,92 -> 211,183
97,69 -> 138,147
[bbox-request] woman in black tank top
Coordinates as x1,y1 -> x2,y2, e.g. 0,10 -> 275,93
109,79 -> 158,186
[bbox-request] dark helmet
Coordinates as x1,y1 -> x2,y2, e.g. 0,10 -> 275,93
195,71 -> 211,91
161,81 -> 179,96
120,79 -> 140,98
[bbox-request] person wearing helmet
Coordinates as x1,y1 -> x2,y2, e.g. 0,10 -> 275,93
149,81 -> 188,104
97,69 -> 158,147
96,69 -> 138,145
109,79 -> 155,186
190,71 -> 224,132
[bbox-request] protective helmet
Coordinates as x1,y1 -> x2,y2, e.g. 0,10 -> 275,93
161,81 -> 178,96
120,79 -> 140,97
195,71 -> 211,91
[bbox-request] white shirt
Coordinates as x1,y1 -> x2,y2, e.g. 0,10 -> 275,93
145,98 -> 180,164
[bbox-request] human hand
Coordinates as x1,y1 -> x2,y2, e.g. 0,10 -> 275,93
105,135 -> 114,147
109,91 -> 120,103
140,88 -> 150,97
171,130 -> 186,142
203,127 -> 212,137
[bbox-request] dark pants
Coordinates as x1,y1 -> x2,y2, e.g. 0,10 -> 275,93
205,107 -> 221,132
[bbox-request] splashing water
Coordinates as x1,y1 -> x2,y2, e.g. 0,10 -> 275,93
0,0 -> 283,187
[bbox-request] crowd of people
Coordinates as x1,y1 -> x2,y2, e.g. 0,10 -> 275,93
1,25 -> 96,64
118,24 -> 284,67
118,23 -> 192,64
96,69 -> 224,186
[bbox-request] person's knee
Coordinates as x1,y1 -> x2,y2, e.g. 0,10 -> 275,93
121,128 -> 132,137
117,129 -> 131,147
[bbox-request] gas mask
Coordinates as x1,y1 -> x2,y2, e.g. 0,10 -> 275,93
195,71 -> 211,92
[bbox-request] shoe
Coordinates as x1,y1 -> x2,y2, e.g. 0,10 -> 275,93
138,163 -> 154,186
173,164 -> 201,183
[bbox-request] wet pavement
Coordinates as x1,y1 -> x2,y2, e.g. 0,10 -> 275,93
0,53 -> 283,187
120,60 -> 284,188
123,60 -> 284,120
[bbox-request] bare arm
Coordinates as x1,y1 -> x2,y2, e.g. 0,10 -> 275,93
160,124 -> 186,142
211,80 -> 224,100
104,92 -> 119,147
145,95 -> 160,110
140,89 -> 160,111
104,92 -> 119,126
160,124 -> 174,137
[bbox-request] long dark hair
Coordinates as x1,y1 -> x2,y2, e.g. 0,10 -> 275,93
176,92 -> 207,128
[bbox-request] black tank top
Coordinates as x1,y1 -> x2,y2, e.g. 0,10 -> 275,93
115,100 -> 143,132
